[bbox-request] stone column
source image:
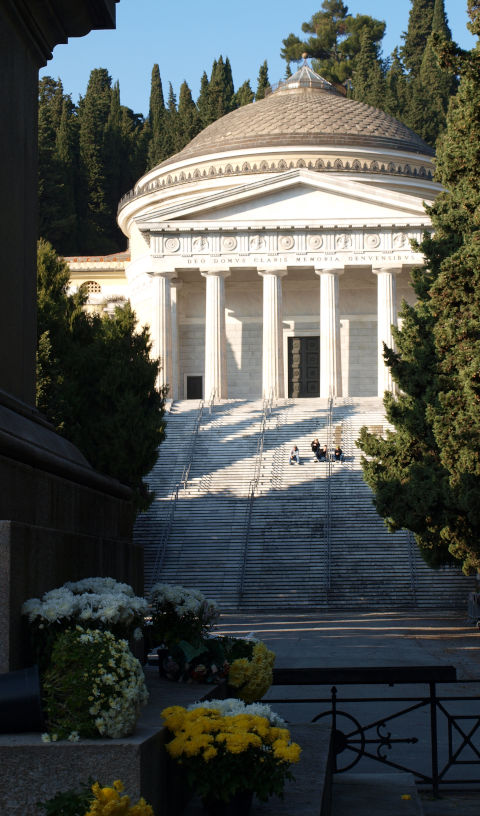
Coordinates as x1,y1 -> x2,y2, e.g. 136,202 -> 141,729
373,264 -> 400,396
170,278 -> 182,400
315,267 -> 343,398
154,271 -> 176,395
202,269 -> 230,400
258,268 -> 287,399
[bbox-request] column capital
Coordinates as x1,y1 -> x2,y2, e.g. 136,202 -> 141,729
372,264 -> 403,276
314,266 -> 344,277
257,267 -> 288,278
153,270 -> 178,280
201,269 -> 231,279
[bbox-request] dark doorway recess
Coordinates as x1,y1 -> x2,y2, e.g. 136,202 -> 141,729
186,376 -> 203,399
288,336 -> 320,398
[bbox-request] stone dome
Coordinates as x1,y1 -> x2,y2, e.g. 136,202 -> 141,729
158,64 -> 433,168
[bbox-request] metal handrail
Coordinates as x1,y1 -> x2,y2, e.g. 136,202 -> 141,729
325,396 -> 333,591
238,402 -> 270,599
150,400 -> 204,584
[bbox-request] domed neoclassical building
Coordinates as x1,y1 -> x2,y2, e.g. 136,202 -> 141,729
72,64 -> 440,401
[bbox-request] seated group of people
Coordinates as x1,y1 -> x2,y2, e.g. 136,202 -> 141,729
289,440 -> 343,465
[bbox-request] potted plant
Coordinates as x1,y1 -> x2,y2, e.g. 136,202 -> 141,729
42,627 -> 148,741
162,700 -> 301,815
146,583 -> 218,650
22,577 -> 148,669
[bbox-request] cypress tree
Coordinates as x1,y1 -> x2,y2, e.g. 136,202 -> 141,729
357,3 -> 480,574
235,80 -> 255,107
54,97 -> 79,253
78,68 -> 115,253
255,60 -> 270,100
147,64 -> 166,168
209,56 -> 235,118
162,82 -> 179,158
351,27 -> 386,107
403,0 -> 458,146
400,0 -> 435,77
38,78 -> 78,252
177,81 -> 202,149
384,48 -> 408,119
197,71 -> 212,128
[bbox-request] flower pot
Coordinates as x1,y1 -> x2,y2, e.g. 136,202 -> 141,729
0,664 -> 44,733
202,789 -> 253,816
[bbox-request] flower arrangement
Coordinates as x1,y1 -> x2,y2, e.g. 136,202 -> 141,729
228,640 -> 275,703
162,702 -> 301,805
37,779 -> 153,816
187,698 -> 286,727
85,780 -> 153,816
42,627 -> 148,741
147,583 -> 218,647
22,577 -> 147,667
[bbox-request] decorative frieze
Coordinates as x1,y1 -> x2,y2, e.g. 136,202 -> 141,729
149,226 -> 428,269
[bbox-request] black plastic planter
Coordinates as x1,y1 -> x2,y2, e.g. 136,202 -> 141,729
0,665 -> 44,733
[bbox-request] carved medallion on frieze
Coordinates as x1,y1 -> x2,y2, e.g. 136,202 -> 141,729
222,236 -> 237,251
249,235 -> 266,251
193,235 -> 210,252
336,233 -> 352,250
307,235 -> 323,250
392,232 -> 410,248
364,233 -> 380,249
278,235 -> 294,250
164,237 -> 180,253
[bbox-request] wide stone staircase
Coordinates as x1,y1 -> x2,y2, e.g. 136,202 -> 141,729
135,397 -> 475,610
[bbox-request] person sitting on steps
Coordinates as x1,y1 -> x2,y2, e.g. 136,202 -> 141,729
311,438 -> 321,461
290,445 -> 300,465
334,446 -> 343,461
320,445 -> 328,461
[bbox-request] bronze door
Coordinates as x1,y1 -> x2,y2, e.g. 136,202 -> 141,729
288,336 -> 320,398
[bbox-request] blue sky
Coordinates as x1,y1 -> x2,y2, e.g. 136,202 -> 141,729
40,0 -> 476,117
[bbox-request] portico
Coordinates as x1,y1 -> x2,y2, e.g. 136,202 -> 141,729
111,63 -> 440,402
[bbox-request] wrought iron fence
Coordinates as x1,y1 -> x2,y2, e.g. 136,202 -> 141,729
268,666 -> 480,795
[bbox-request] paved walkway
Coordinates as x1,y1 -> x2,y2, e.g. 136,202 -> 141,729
214,609 -> 480,815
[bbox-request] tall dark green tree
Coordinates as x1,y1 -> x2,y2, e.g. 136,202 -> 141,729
38,78 -> 79,254
162,82 -> 179,156
351,27 -> 386,107
281,1 -> 385,86
235,80 -> 255,107
208,55 -> 236,118
255,60 -> 270,100
400,0 -> 435,76
384,47 -> 408,119
36,239 -> 165,511
197,71 -> 212,128
357,1 -> 480,574
78,68 -> 116,253
177,81 -> 202,148
403,0 -> 458,145
147,64 -> 166,167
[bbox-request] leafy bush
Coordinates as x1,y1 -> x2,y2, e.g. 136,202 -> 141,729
42,628 -> 148,741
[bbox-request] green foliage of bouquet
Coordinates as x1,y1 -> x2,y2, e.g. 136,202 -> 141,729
37,779 -> 94,816
42,628 -> 148,741
162,703 -> 301,804
147,583 -> 218,648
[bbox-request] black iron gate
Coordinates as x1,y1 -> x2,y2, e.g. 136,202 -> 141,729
269,666 -> 480,794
